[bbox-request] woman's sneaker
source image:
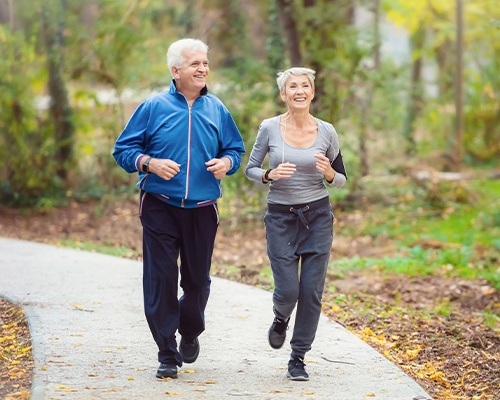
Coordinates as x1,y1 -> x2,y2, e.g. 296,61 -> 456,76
268,316 -> 290,349
287,357 -> 309,381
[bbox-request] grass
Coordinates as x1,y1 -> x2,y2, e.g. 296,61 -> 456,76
482,312 -> 500,330
332,246 -> 499,288
332,177 -> 500,288
59,240 -> 138,258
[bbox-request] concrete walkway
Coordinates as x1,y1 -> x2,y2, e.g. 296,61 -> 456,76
0,238 -> 433,400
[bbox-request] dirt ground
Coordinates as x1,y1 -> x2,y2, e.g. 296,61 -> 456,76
0,198 -> 498,400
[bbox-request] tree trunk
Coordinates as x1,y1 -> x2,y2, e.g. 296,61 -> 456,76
276,0 -> 301,66
267,0 -> 286,112
0,0 -> 14,28
42,2 -> 75,181
402,27 -> 425,156
453,0 -> 464,171
373,0 -> 381,70
358,0 -> 381,177
242,0 -> 267,59
434,39 -> 454,97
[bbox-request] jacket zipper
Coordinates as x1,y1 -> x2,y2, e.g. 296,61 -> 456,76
184,104 -> 192,207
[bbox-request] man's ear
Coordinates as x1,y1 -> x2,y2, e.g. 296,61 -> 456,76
172,67 -> 180,79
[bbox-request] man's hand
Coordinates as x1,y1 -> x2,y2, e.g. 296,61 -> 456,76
206,157 -> 230,179
149,158 -> 181,181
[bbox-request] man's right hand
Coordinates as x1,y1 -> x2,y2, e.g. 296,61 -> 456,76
149,158 -> 181,181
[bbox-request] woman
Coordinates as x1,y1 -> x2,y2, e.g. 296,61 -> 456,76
245,67 -> 347,381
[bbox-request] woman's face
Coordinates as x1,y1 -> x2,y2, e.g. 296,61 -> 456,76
280,75 -> 314,111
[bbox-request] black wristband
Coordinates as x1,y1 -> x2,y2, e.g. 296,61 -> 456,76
264,169 -> 273,182
142,156 -> 152,173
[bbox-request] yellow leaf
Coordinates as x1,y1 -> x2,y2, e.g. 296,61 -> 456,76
481,286 -> 495,295
55,385 -> 78,392
428,371 -> 449,386
363,327 -> 375,336
405,347 -> 422,361
182,369 -> 196,374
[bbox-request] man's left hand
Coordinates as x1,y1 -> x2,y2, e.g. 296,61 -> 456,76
206,157 -> 230,179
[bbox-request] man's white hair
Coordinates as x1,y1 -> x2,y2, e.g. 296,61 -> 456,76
167,38 -> 209,76
276,67 -> 316,93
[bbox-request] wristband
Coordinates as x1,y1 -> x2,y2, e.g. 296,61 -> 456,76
142,156 -> 152,173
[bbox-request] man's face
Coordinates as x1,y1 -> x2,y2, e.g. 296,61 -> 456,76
173,50 -> 209,93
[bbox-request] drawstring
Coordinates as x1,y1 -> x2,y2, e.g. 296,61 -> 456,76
290,205 -> 310,230
287,205 -> 311,246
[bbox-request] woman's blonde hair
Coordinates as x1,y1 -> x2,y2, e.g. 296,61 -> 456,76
276,67 -> 316,93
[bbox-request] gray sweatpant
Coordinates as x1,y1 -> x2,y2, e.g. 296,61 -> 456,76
264,196 -> 334,359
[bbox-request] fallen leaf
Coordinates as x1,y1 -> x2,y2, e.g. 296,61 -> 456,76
182,369 -> 196,374
55,385 -> 77,392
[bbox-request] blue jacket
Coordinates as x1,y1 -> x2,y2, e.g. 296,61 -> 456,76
113,81 -> 245,208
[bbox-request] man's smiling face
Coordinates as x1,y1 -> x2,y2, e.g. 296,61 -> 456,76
173,50 -> 209,94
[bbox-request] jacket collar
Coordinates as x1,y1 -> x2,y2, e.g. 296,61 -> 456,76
170,79 -> 208,96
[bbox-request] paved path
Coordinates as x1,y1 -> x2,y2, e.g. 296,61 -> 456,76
0,238 -> 433,400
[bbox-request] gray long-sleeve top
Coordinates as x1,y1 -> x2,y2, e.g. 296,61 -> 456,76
245,116 -> 347,205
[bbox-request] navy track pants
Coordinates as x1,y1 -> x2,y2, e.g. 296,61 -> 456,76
139,192 -> 219,366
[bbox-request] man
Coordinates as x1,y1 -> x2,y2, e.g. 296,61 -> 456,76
113,38 -> 245,379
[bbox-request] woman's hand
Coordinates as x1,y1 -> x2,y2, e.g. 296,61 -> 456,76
268,162 -> 296,181
314,153 -> 335,182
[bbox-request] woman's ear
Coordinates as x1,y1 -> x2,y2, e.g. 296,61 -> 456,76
280,91 -> 286,101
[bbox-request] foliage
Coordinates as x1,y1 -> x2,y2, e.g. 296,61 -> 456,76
0,25 -> 63,206
384,0 -> 500,163
0,0 -> 498,205
0,297 -> 32,399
